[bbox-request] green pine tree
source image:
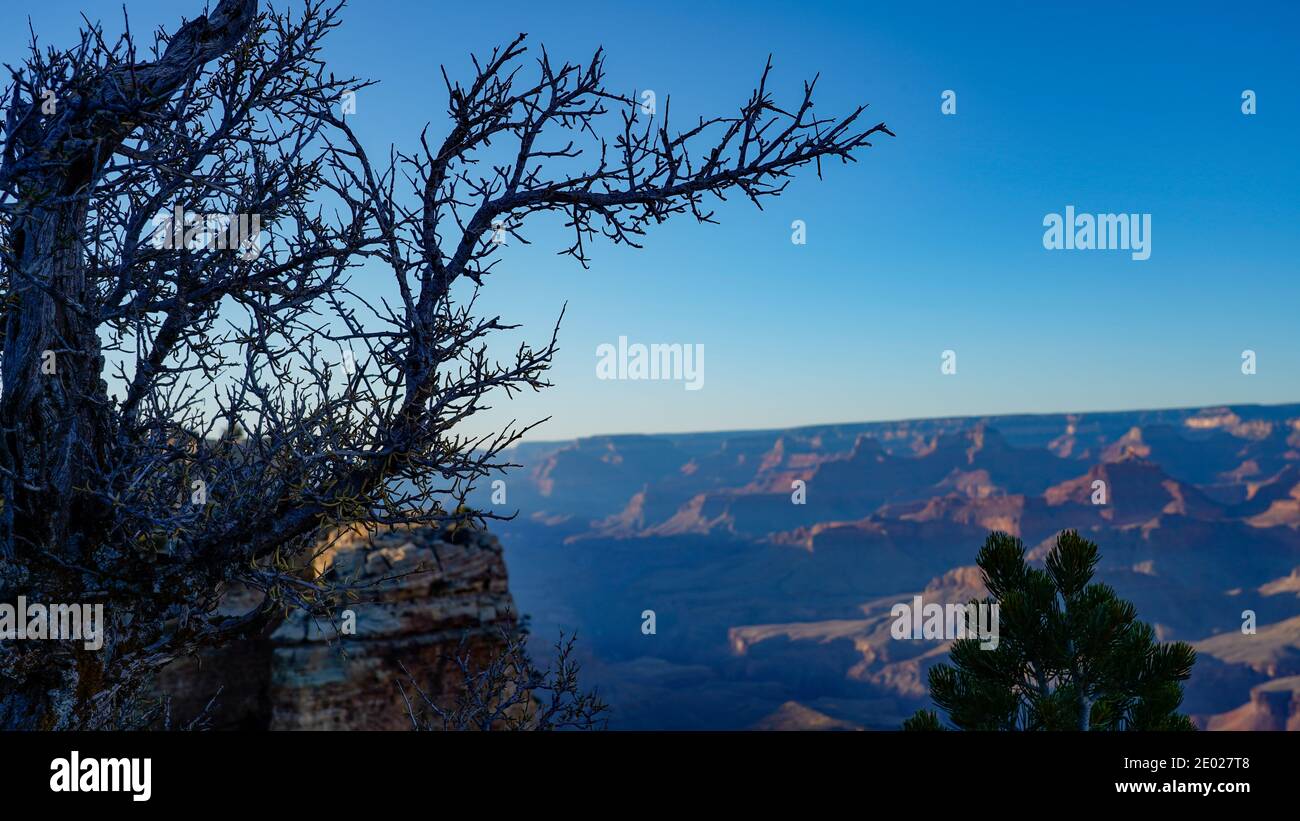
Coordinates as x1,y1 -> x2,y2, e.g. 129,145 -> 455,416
904,530 -> 1196,731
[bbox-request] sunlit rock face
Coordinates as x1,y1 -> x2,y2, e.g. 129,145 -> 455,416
156,526 -> 516,730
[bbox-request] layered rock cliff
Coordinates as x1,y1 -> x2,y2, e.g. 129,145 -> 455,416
155,526 -> 516,730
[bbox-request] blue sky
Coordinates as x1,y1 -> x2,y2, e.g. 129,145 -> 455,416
6,1 -> 1299,441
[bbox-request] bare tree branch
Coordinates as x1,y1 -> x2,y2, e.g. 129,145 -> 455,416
0,0 -> 890,729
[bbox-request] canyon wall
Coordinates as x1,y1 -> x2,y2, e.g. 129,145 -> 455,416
156,526 -> 516,730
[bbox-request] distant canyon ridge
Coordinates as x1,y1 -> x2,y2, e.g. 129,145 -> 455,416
488,404 -> 1300,730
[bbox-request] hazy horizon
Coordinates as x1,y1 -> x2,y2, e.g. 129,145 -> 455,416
506,397 -> 1300,445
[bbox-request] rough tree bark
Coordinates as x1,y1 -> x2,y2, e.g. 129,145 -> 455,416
1,0 -> 258,729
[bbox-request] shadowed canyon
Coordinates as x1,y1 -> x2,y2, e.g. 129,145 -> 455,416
487,404 -> 1300,729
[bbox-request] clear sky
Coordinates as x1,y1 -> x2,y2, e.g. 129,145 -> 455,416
6,1 -> 1299,441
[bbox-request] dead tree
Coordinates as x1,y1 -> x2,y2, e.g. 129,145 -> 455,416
0,0 -> 892,728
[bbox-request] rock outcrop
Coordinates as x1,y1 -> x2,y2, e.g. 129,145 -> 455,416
1205,677 -> 1300,731
751,701 -> 861,730
156,525 -> 517,730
